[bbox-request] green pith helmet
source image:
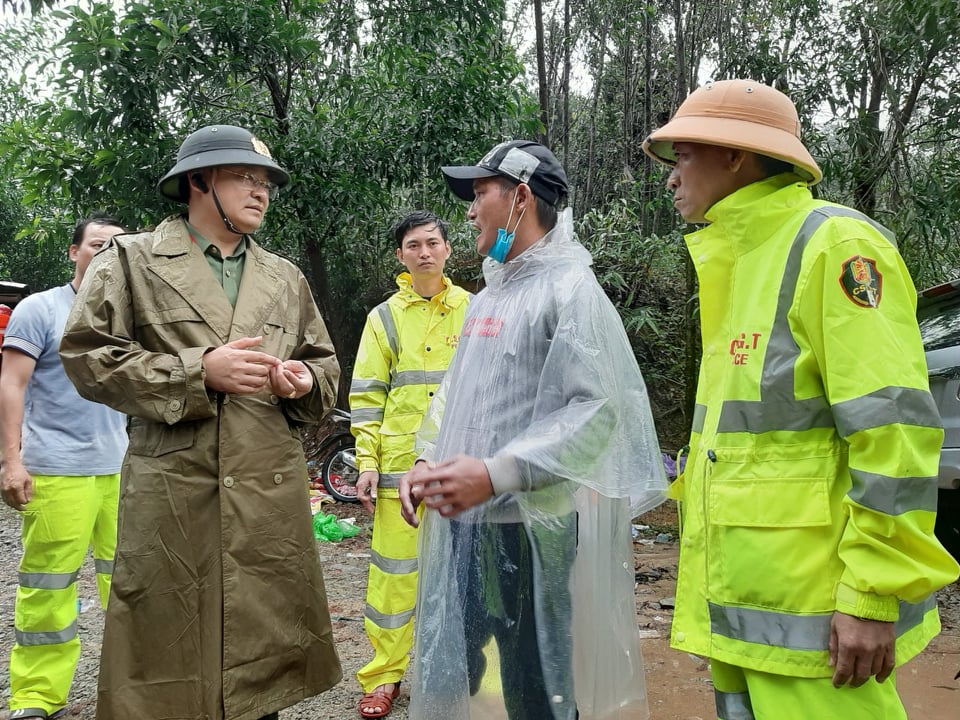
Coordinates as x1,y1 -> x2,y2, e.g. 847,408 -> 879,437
157,125 -> 291,202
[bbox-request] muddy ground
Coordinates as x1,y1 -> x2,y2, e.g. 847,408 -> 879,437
1,500 -> 957,719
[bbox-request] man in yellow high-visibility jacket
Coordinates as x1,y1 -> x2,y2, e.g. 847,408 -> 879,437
643,79 -> 959,719
350,210 -> 470,718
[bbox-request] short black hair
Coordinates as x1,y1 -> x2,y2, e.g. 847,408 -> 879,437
496,177 -> 559,231
393,210 -> 449,249
756,154 -> 796,179
72,214 -> 124,247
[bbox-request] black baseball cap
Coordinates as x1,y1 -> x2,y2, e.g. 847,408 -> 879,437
441,140 -> 569,207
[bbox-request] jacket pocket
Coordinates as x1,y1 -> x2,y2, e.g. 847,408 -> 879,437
708,443 -> 835,526
706,442 -> 843,612
127,418 -> 196,457
262,312 -> 299,359
379,413 -> 421,470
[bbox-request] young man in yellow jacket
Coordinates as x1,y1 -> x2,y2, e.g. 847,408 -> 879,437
643,79 -> 959,719
350,210 -> 470,718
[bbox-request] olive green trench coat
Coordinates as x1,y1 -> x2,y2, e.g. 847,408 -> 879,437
60,216 -> 342,720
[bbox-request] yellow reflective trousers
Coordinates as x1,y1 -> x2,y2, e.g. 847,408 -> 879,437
356,495 -> 420,692
9,473 -> 120,715
711,658 -> 906,720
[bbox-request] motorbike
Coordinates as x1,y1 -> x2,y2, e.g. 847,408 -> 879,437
304,408 -> 359,503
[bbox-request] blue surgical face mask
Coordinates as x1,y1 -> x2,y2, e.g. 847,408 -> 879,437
487,187 -> 525,264
488,227 -> 514,263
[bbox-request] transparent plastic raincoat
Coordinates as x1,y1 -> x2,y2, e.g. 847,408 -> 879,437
409,209 -> 667,720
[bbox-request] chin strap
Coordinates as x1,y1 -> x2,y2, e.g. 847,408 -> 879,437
211,186 -> 244,236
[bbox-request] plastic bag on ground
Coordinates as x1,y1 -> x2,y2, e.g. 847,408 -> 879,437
312,511 -> 360,542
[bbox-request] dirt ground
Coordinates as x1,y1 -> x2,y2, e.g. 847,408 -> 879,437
1,499 -> 957,719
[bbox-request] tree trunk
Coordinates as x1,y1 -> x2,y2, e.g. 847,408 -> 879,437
673,0 -> 698,428
534,0 -> 550,145
561,0 -> 570,169
302,227 -> 350,407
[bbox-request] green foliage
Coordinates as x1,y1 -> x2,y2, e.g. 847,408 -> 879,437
577,196 -> 691,448
1,0 -> 959,449
0,0 -> 538,386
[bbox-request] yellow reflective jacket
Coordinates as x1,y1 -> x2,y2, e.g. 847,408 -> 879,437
349,273 -> 470,496
672,176 -> 960,678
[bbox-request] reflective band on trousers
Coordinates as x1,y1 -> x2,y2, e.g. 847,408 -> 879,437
716,689 -> 755,720
709,594 -> 935,650
364,602 -> 414,630
19,570 -> 79,590
16,621 -> 78,646
370,548 -> 417,575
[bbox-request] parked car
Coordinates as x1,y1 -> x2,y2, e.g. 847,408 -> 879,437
917,278 -> 960,560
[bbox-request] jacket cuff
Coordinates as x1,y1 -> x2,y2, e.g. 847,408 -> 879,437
175,346 -> 218,422
483,455 -> 522,496
835,583 -> 900,622
357,459 -> 379,473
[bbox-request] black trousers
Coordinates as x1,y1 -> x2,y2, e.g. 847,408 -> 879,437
453,516 -> 577,720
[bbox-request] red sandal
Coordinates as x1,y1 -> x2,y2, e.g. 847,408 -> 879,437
357,682 -> 400,718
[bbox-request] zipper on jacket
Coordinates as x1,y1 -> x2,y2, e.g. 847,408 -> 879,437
702,448 -> 716,612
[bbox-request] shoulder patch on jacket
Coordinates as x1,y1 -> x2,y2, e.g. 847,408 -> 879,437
838,255 -> 882,308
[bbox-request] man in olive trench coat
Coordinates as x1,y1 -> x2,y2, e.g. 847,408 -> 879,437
59,125 -> 343,720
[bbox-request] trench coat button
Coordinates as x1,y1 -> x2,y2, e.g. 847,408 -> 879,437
274,474 -> 283,485
223,476 -> 235,488
269,394 -> 280,405
170,399 -> 182,411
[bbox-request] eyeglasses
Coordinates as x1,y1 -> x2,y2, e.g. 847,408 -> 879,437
219,168 -> 279,200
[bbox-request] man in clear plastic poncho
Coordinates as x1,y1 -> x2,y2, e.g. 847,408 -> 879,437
398,140 -> 668,720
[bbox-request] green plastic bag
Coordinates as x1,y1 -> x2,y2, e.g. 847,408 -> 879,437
312,511 -> 360,542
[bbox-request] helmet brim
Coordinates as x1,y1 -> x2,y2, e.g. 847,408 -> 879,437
642,115 -> 822,185
158,149 -> 291,203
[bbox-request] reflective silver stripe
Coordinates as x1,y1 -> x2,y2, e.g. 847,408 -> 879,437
16,621 -> 78,646
831,387 -> 942,437
691,403 -> 706,434
710,594 -> 935,650
352,407 -> 384,423
758,209 -> 833,401
370,548 -> 418,575
375,303 -> 399,361
895,595 -> 936,635
393,370 -> 446,388
19,570 -> 79,590
849,468 -> 939,514
715,689 -> 754,720
710,602 -> 831,651
364,602 -> 414,630
351,378 -> 390,394
718,397 -> 834,433
718,206 -> 896,434
377,472 -> 405,489
94,558 -> 114,575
